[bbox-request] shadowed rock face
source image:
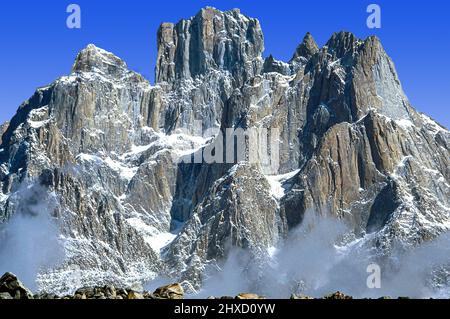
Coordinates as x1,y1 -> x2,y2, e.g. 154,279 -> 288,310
0,7 -> 449,294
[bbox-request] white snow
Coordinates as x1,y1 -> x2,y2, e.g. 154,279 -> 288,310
76,153 -> 138,181
28,106 -> 51,129
420,113 -> 446,136
395,118 -> 414,129
267,178 -> 285,200
76,153 -> 103,165
103,157 -> 137,181
390,156 -> 413,180
396,156 -> 412,169
265,169 -> 301,200
121,131 -> 212,161
0,192 -> 8,204
147,232 -> 177,252
128,144 -> 153,155
29,120 -> 50,129
126,218 -> 177,253
423,168 -> 440,175
267,246 -> 278,258
87,129 -> 104,138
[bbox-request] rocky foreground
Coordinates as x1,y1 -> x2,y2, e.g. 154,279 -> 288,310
0,273 -> 410,300
0,273 -> 184,300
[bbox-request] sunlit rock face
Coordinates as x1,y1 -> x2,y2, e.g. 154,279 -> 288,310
0,7 -> 449,295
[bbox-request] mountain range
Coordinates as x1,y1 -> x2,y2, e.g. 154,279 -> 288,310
0,7 -> 449,297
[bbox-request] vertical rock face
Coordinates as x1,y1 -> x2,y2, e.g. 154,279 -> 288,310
0,122 -> 9,142
0,7 -> 449,294
156,7 -> 264,85
155,7 -> 264,135
166,163 -> 280,284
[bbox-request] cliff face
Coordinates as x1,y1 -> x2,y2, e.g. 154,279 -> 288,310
156,8 -> 264,85
0,7 -> 449,294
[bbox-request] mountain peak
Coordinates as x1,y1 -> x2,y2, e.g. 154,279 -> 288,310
71,44 -> 128,77
325,31 -> 362,59
1,7 -> 449,297
292,32 -> 319,61
156,7 -> 264,85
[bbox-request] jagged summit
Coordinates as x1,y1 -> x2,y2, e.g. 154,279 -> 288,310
155,7 -> 264,85
324,31 -> 363,57
0,7 -> 449,296
291,32 -> 319,61
72,44 -> 129,77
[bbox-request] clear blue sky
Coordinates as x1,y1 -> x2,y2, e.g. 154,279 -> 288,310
0,0 -> 448,128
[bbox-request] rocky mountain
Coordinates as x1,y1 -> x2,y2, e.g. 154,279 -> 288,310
0,7 -> 449,296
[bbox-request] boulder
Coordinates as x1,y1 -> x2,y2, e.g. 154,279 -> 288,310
0,292 -> 13,299
127,291 -> 144,299
324,291 -> 353,300
153,283 -> 184,299
291,294 -> 314,300
74,287 -> 95,299
236,293 -> 266,300
0,273 -> 33,299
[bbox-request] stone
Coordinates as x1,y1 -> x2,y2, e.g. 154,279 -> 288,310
153,284 -> 184,300
35,293 -> 58,299
291,294 -> 314,300
324,292 -> 353,300
143,292 -> 154,299
103,285 -> 116,298
74,288 -> 95,299
116,288 -> 129,298
0,273 -> 33,299
236,293 -> 266,300
0,292 -> 13,299
127,291 -> 144,300
291,32 -> 319,61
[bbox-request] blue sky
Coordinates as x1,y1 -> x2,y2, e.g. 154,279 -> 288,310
0,0 -> 448,128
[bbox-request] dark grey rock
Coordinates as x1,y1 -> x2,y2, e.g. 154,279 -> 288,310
0,273 -> 33,299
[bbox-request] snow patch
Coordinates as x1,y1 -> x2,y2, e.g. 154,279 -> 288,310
265,169 -> 301,200
126,218 -> 176,253
267,246 -> 278,258
28,106 -> 51,129
0,192 -> 8,204
76,153 -> 138,181
420,113 -> 446,136
103,157 -> 137,181
395,119 -> 414,130
121,131 -> 212,161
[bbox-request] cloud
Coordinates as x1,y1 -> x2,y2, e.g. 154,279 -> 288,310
0,181 -> 64,291
195,212 -> 450,298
